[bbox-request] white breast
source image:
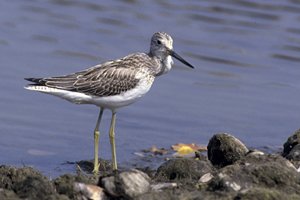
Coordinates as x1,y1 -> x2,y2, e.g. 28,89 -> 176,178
162,56 -> 174,75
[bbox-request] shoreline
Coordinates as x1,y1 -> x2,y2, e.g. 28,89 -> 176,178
1,130 -> 300,200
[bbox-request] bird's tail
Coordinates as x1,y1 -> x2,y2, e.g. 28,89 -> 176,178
24,77 -> 49,91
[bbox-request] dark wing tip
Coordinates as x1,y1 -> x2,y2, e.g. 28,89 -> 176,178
24,78 -> 46,85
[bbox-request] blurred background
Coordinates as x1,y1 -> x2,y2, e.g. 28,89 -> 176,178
0,0 -> 300,176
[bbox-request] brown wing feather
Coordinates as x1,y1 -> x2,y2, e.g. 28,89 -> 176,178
42,53 -> 151,97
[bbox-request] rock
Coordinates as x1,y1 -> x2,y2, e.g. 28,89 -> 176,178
101,176 -> 118,197
150,182 -> 177,191
136,189 -> 235,200
282,129 -> 300,169
235,187 -> 299,200
283,129 -> 300,157
74,182 -> 108,200
101,169 -> 150,199
119,169 -> 151,198
285,144 -> 300,161
155,158 -> 213,183
246,149 -> 264,156
282,129 -> 300,170
0,165 -> 57,199
207,133 -> 249,167
53,173 -> 98,199
208,154 -> 300,196
198,172 -> 214,183
136,190 -> 209,200
76,159 -> 113,175
282,129 -> 300,157
134,190 -> 184,200
0,188 -> 20,200
208,172 -> 242,192
14,176 -> 55,199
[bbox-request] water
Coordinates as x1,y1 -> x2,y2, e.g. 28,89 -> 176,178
1,0 -> 300,175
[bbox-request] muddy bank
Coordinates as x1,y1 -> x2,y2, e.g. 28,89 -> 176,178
1,130 -> 300,200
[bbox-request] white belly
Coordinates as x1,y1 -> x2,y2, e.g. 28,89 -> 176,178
91,75 -> 154,110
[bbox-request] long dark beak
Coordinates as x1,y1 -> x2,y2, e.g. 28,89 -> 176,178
169,50 -> 194,69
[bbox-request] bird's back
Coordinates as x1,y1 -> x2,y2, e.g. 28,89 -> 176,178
26,53 -> 159,97
25,52 -> 160,109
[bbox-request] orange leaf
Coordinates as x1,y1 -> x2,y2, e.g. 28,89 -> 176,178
147,145 -> 168,155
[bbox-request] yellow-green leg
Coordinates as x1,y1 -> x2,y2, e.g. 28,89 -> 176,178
92,108 -> 104,174
109,111 -> 118,171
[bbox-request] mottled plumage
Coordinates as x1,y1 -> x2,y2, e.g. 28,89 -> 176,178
26,53 -> 161,97
25,32 -> 195,173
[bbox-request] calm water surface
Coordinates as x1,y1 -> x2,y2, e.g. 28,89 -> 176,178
1,0 -> 300,175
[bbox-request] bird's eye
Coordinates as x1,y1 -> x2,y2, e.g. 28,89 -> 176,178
157,40 -> 162,45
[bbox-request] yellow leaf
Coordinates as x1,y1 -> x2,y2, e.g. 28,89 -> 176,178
171,143 -> 207,152
177,146 -> 194,155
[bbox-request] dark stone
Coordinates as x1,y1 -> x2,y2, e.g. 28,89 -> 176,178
234,187 -> 300,200
283,129 -> 300,157
14,176 -> 54,199
0,166 -> 45,190
137,190 -> 237,200
135,190 -> 179,200
76,159 -> 113,175
207,133 -> 249,168
155,158 -> 213,183
285,144 -> 300,161
208,154 -> 300,195
135,190 -> 206,200
0,189 -> 20,200
0,165 -> 57,199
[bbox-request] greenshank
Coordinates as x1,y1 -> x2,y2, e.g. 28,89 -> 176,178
25,32 -> 195,174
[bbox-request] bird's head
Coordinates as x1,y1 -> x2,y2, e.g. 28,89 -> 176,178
150,32 -> 194,69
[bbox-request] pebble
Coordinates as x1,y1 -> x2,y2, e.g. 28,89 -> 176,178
74,182 -> 108,200
101,169 -> 150,198
198,172 -> 214,183
150,183 -> 177,191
